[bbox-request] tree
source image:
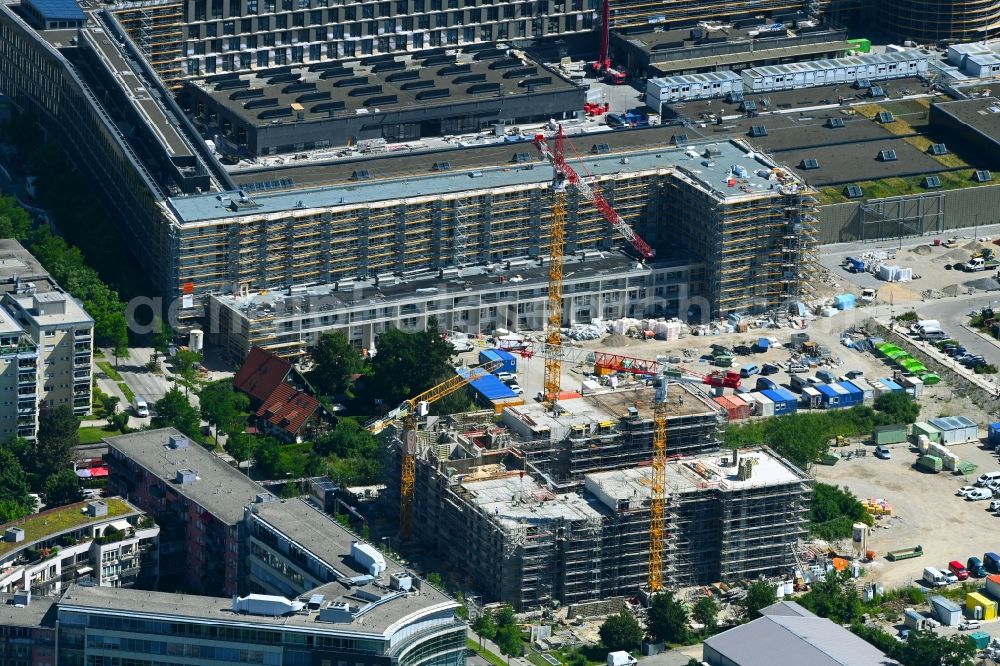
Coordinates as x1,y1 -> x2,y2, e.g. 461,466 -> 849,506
151,317 -> 172,365
599,609 -> 644,652
309,331 -> 363,396
897,630 -> 975,666
799,571 -> 862,625
101,394 -> 121,423
472,611 -> 498,641
35,405 -> 78,479
225,432 -> 257,468
252,437 -> 284,478
647,592 -> 689,644
0,448 -> 31,514
173,349 -> 202,395
43,469 -> 83,508
743,581 -> 777,620
313,420 -> 382,485
151,387 -> 201,437
366,316 -> 455,406
199,380 -> 249,443
566,650 -> 588,666
0,195 -> 32,241
691,597 -> 718,630
810,483 -> 873,540
494,624 -> 523,660
112,331 -> 130,370
874,392 -> 920,424
494,605 -> 517,629
111,410 -> 130,433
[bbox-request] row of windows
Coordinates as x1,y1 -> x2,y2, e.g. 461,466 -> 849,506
190,0 -> 588,19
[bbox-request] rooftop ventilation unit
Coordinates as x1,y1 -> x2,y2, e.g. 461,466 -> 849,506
922,175 -> 942,188
671,134 -> 689,145
974,170 -> 993,182
826,117 -> 845,128
175,468 -> 198,485
868,85 -> 885,97
843,184 -> 864,198
727,90 -> 744,103
799,158 -> 819,170
432,161 -> 451,171
351,170 -> 371,180
513,152 -> 532,163
876,149 -> 897,161
928,143 -> 948,155
875,111 -> 894,123
748,125 -> 768,137
168,434 -> 189,449
232,594 -> 305,617
591,143 -> 611,154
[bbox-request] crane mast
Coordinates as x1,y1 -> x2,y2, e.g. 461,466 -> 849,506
542,129 -> 568,408
650,371 -> 667,592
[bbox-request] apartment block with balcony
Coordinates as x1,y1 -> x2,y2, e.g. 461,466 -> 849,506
3,289 -> 94,417
0,305 -> 39,442
0,498 -> 159,597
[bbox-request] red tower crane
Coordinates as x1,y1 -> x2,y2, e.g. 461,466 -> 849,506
592,0 -> 626,84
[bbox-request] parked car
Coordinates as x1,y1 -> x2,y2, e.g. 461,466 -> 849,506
875,445 -> 892,460
787,363 -> 808,374
977,472 -> 1000,487
990,500 -> 1000,512
845,369 -> 865,379
968,557 -> 988,577
959,620 -> 982,631
506,382 -> 523,395
957,486 -> 978,497
949,560 -> 970,580
496,372 -> 515,382
941,570 -> 960,584
968,488 -> 994,501
760,363 -> 780,376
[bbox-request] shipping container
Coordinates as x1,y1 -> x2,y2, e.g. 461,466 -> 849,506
713,395 -> 749,421
873,424 -> 908,446
838,381 -> 864,406
800,386 -> 822,408
986,573 -> 1000,599
816,383 -> 848,408
880,378 -> 903,393
912,421 -> 942,443
756,337 -> 770,351
761,388 -> 797,416
929,595 -> 962,626
898,375 -> 924,397
747,392 -> 775,417
478,348 -> 517,374
848,377 -> 875,402
967,592 -> 998,620
929,416 -> 978,445
970,632 -> 991,650
989,423 -> 1000,448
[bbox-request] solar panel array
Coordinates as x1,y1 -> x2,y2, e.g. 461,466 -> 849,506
844,185 -> 864,198
240,178 -> 295,192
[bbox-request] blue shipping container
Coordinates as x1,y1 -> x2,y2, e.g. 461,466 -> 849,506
989,423 -> 1000,447
478,349 -> 517,374
838,382 -> 864,406
757,337 -> 770,351
816,384 -> 843,408
881,378 -> 903,393
458,368 -> 517,402
761,388 -> 797,415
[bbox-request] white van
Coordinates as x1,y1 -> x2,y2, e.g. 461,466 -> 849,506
134,395 -> 149,418
923,566 -> 947,587
978,471 -> 1000,487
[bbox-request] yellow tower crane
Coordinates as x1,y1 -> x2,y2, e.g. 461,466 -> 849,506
367,359 -> 502,538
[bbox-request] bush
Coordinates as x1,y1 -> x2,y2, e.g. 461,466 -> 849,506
894,311 -> 919,322
810,483 -> 873,539
975,364 -> 997,375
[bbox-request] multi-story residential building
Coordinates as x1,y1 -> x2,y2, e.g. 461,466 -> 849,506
104,429 -> 257,596
0,499 -> 159,596
3,290 -> 93,416
0,591 -> 57,666
0,240 -> 94,419
0,305 -> 38,442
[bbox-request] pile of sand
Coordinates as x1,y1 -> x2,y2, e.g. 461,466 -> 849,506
877,283 -> 920,303
941,284 -> 960,297
602,334 -> 633,347
910,244 -> 933,256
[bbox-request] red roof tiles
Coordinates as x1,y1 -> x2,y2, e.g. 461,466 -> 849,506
255,383 -> 320,436
233,346 -> 291,404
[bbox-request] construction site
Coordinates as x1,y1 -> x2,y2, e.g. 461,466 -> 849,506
382,387 -> 812,610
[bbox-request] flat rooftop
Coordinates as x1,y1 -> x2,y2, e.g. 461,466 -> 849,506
619,15 -> 837,54
584,447 -> 807,506
58,576 -> 458,637
932,97 -> 1000,143
80,26 -> 191,159
105,428 -> 265,524
0,498 -> 139,559
0,304 -> 25,336
774,137 -> 948,186
169,138 -> 800,224
190,48 -> 579,128
212,251 -> 692,320
6,290 -> 94,327
0,239 -> 54,292
459,473 -> 605,528
0,593 -> 56,628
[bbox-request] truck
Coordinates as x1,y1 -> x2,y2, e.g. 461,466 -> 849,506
958,257 -> 1000,272
923,566 -> 948,587
844,257 -> 866,273
886,545 -> 924,561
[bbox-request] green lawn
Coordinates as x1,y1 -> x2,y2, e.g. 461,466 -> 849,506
96,361 -> 122,382
818,169 -> 980,204
467,638 -> 508,666
77,425 -> 117,444
0,498 -> 134,556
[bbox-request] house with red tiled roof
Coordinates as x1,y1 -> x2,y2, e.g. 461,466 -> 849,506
255,384 -> 330,443
233,346 -> 292,407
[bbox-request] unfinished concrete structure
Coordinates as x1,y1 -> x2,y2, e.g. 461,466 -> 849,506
387,390 -> 810,609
